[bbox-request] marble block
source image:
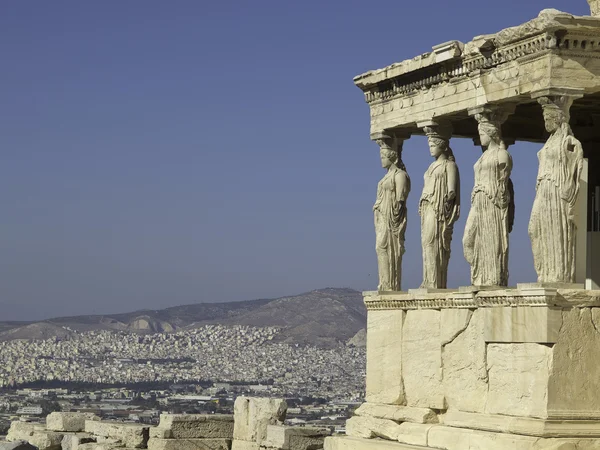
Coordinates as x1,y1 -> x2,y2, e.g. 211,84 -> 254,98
232,397 -> 286,444
402,310 -> 444,409
483,306 -> 562,343
366,310 -> 405,405
152,414 -> 233,439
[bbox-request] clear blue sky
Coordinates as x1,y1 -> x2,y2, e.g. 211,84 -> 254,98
0,0 -> 589,320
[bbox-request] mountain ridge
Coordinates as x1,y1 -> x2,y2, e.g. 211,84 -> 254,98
0,288 -> 366,348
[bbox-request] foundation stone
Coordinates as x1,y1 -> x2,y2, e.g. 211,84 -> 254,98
46,412 -> 99,432
151,413 -> 233,439
365,310 -> 405,404
232,397 -> 286,447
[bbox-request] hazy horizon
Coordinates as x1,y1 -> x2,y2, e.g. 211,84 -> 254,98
0,0 -> 589,320
3,286 -> 360,323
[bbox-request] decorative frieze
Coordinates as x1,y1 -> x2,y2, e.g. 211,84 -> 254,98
362,286 -> 597,311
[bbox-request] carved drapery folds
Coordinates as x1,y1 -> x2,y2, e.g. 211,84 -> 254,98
463,106 -> 514,287
418,120 -> 460,289
373,132 -> 411,291
529,91 -> 584,283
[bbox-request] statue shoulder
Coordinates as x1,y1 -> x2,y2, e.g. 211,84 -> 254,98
394,168 -> 410,185
497,148 -> 512,166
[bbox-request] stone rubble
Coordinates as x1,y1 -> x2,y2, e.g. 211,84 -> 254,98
2,399 -> 331,450
0,442 -> 38,450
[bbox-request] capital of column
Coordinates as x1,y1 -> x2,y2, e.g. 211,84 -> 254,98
371,130 -> 410,152
532,88 -> 584,120
531,88 -> 584,123
469,104 -> 515,151
468,103 -> 516,124
417,119 -> 453,143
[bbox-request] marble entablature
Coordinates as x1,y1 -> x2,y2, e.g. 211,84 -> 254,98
355,9 -> 600,143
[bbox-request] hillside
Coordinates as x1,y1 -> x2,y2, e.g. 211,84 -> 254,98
0,288 -> 366,347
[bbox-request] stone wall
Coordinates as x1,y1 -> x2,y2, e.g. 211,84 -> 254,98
365,303 -> 600,420
327,290 -> 600,449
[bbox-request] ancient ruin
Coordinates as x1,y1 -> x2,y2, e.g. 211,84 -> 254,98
2,398 -> 331,450
326,2 -> 600,449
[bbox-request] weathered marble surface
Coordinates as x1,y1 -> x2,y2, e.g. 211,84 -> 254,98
326,433 -> 600,450
0,442 -> 37,450
151,414 -> 233,440
84,420 -> 150,448
374,135 -> 410,291
419,123 -> 459,289
262,425 -> 330,450
486,343 -> 553,418
355,9 -> 600,135
401,310 -> 444,409
363,289 -> 600,421
529,94 -> 584,284
232,397 -> 286,446
149,438 -> 231,450
354,403 -> 437,424
483,306 -> 562,343
463,107 -> 513,287
366,310 -> 405,404
46,412 -> 99,432
441,309 -> 488,413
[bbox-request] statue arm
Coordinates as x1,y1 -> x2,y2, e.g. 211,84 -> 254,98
394,171 -> 410,202
497,150 -> 512,180
444,162 -> 459,222
446,162 -> 458,202
496,150 -> 513,208
394,171 -> 409,219
564,135 -> 584,205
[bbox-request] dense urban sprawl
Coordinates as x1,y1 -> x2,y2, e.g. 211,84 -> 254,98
0,325 -> 365,398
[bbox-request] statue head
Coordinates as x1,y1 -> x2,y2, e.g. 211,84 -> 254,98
378,140 -> 399,169
427,137 -> 447,158
538,96 -> 572,134
424,123 -> 454,161
588,0 -> 600,16
475,111 -> 506,149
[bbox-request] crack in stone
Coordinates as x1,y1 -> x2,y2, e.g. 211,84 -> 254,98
590,308 -> 600,335
441,309 -> 474,347
425,423 -> 433,447
484,342 -> 491,409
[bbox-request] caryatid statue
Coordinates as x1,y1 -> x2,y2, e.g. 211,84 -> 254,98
418,121 -> 460,289
463,107 -> 514,287
529,94 -> 584,283
373,133 -> 411,291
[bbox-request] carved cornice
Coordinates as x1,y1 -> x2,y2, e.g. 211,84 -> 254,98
361,28 -> 600,106
362,33 -> 556,105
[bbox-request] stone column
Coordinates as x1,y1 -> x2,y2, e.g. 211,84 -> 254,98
367,130 -> 410,406
464,105 -> 514,287
530,88 -> 585,284
371,131 -> 411,292
416,120 -> 460,289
